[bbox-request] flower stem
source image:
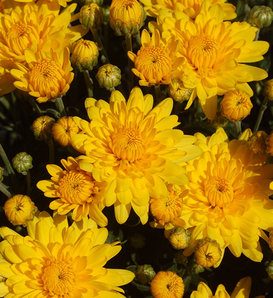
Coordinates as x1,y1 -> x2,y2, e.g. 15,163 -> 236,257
29,97 -> 43,115
0,182 -> 11,198
253,96 -> 268,133
0,144 -> 15,175
125,34 -> 134,90
91,27 -> 109,63
55,97 -> 67,117
235,120 -> 242,136
83,70 -> 94,97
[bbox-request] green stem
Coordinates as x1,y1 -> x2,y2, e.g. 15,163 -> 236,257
91,28 -> 109,63
29,97 -> 43,115
0,144 -> 15,175
255,29 -> 260,41
253,96 -> 268,133
26,171 -> 31,196
0,182 -> 11,198
55,97 -> 66,117
48,138 -> 55,163
235,120 -> 242,136
83,70 -> 94,97
135,31 -> 141,46
125,34 -> 134,90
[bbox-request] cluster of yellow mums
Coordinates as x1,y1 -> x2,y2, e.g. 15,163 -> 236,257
0,0 -> 273,297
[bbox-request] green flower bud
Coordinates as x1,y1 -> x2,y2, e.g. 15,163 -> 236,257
135,265 -> 156,285
248,5 -> 273,28
80,3 -> 104,30
266,260 -> 273,280
166,227 -> 191,250
96,64 -> 121,90
168,79 -> 194,103
12,152 -> 33,175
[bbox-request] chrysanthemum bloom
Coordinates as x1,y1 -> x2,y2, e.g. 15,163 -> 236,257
128,29 -> 183,86
71,39 -> 99,72
52,116 -> 81,146
150,271 -> 184,298
32,115 -> 55,142
190,277 -> 252,298
71,87 -> 201,224
2,0 -> 72,8
10,48 -> 73,103
165,227 -> 191,250
0,212 -> 135,297
194,238 -> 222,268
0,1 -> 86,96
37,156 -> 109,226
157,4 -> 269,119
140,0 -> 236,20
180,128 -> 273,262
110,0 -> 146,36
220,90 -> 253,121
150,184 -> 187,228
4,194 -> 36,226
168,78 -> 195,103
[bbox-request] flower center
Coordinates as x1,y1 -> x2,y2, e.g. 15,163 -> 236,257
188,35 -> 218,71
29,59 -> 65,98
111,128 -> 144,162
135,46 -> 172,83
58,170 -> 99,204
41,259 -> 75,296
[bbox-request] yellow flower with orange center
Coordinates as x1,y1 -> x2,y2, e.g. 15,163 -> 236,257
128,29 -> 183,86
71,87 -> 201,224
150,271 -> 184,298
180,128 -> 273,263
141,0 -> 236,20
190,277 -> 252,298
10,48 -> 73,102
0,212 -> 135,297
37,156 -> 110,226
155,4 -> 269,119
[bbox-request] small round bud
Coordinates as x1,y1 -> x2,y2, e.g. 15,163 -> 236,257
4,194 -> 36,226
248,5 -> 273,28
12,152 -> 33,175
96,64 -> 121,90
168,78 -> 193,103
71,39 -> 99,72
135,265 -> 156,285
194,238 -> 222,268
266,260 -> 273,280
220,90 -> 253,121
80,3 -> 104,30
264,79 -> 273,100
166,227 -> 191,250
109,0 -> 146,36
32,115 -> 55,142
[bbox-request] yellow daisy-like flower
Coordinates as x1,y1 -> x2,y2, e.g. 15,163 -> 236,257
181,128 -> 273,262
0,1 -> 86,96
128,29 -> 183,86
37,156 -> 109,226
141,0 -> 236,20
71,87 -> 201,224
1,0 -> 72,10
150,271 -> 184,298
156,4 -> 269,119
0,212 -> 135,297
10,48 -> 73,102
190,277 -> 252,298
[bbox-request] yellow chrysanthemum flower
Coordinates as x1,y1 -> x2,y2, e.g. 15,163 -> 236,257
180,128 -> 273,262
128,29 -> 183,86
141,0 -> 236,20
190,277 -> 252,298
37,156 -> 109,226
1,0 -> 72,11
71,87 -> 201,224
0,212 -> 135,297
155,4 -> 268,119
150,271 -> 184,298
0,1 -> 86,96
10,48 -> 73,102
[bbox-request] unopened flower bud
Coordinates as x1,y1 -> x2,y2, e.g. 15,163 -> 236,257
96,64 -> 121,90
264,79 -> 273,100
12,152 -> 33,175
165,227 -> 191,250
135,265 -> 156,285
266,260 -> 273,280
109,0 -> 146,36
168,78 -> 193,103
32,116 -> 55,142
195,238 -> 222,268
80,3 -> 104,30
4,194 -> 36,226
71,39 -> 99,72
248,5 -> 273,28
